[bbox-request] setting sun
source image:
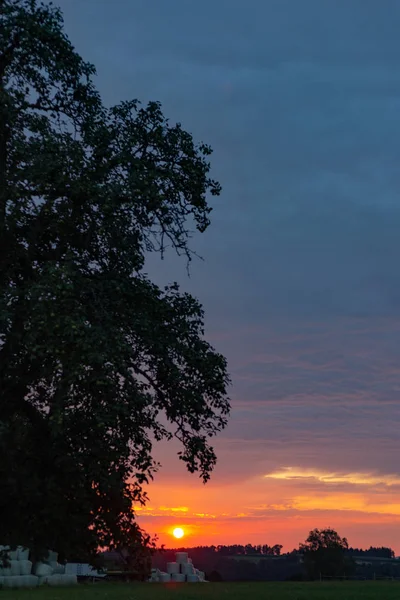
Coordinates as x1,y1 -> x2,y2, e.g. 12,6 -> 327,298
173,527 -> 185,539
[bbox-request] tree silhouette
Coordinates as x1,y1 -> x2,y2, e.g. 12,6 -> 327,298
0,0 -> 230,567
300,528 -> 354,580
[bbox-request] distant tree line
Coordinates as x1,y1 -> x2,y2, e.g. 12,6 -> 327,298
174,544 -> 283,556
150,529 -> 398,582
346,546 -> 395,559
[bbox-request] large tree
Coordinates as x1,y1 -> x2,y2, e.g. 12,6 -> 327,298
300,528 -> 354,580
0,0 -> 230,567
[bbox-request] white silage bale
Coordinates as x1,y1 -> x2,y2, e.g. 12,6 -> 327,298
187,574 -> 200,583
38,575 -> 49,585
175,552 -> 188,564
18,575 -> 29,588
47,574 -> 60,586
159,572 -> 171,583
150,570 -> 157,580
8,549 -> 18,560
17,546 -> 30,561
19,560 -> 32,575
57,574 -> 77,586
31,575 -> 40,587
171,573 -> 185,582
0,565 -> 11,577
47,550 -> 58,563
35,562 -> 53,577
181,563 -> 194,576
167,562 -> 179,575
21,575 -> 38,587
10,560 -> 20,575
3,576 -> 20,588
49,561 -> 65,574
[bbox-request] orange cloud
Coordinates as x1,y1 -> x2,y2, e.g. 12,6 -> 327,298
159,506 -> 189,513
134,506 -> 189,517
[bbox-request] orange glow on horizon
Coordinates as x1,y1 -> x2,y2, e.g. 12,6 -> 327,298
133,319 -> 400,555
135,465 -> 400,554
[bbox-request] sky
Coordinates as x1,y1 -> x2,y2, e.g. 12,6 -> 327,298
58,0 -> 400,552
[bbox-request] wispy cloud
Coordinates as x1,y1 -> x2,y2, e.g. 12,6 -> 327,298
265,467 -> 400,487
135,506 -> 189,517
291,495 -> 400,516
159,506 -> 189,513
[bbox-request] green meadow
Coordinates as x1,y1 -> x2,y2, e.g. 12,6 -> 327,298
2,581 -> 400,600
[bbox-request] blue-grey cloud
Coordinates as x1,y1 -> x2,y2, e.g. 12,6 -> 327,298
58,0 -> 400,319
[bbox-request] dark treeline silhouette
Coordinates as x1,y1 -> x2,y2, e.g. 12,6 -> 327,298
151,531 -> 398,582
181,544 -> 283,556
346,546 -> 395,559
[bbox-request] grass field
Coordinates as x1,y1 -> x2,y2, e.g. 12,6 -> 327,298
2,581 -> 400,600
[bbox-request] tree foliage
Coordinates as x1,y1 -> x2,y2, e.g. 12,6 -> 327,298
300,528 -> 353,579
0,0 -> 230,567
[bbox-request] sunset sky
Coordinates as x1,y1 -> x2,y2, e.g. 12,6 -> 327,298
59,0 -> 400,553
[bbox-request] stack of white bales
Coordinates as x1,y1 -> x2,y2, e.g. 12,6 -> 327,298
149,551 -> 206,583
0,546 -> 37,588
0,547 -> 77,588
149,568 -> 172,583
34,550 -> 77,586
